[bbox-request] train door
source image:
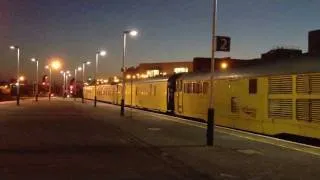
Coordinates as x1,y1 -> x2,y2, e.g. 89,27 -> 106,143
112,86 -> 117,104
167,81 -> 175,113
177,80 -> 183,113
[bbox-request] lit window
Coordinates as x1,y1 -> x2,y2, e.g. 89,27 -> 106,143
146,70 -> 160,77
174,67 -> 188,74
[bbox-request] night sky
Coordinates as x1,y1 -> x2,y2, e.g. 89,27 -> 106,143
1,0 -> 320,81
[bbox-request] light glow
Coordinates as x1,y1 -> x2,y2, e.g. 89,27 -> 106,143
221,62 -> 228,69
99,50 -> 107,56
51,60 -> 61,70
19,76 -> 25,81
129,30 -> 138,37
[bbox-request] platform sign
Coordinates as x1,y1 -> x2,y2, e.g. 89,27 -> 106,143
216,36 -> 231,52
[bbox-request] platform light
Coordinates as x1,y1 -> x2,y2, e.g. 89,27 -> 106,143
19,76 -> 25,81
221,62 -> 228,69
99,50 -> 107,56
51,60 -> 61,70
129,30 -> 138,37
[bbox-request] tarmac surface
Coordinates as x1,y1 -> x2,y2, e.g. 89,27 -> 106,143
0,98 -> 319,179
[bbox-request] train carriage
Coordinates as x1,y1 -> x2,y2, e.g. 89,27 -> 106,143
175,56 -> 320,138
83,56 -> 320,139
134,78 -> 168,112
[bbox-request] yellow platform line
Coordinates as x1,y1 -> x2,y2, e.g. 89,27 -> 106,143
89,100 -> 320,157
132,108 -> 320,157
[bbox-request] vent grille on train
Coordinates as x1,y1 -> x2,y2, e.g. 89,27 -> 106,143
268,76 -> 292,94
296,99 -> 320,122
296,74 -> 320,94
268,99 -> 292,119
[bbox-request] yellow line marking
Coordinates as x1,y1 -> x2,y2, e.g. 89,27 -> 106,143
133,109 -> 320,157
90,100 -> 320,157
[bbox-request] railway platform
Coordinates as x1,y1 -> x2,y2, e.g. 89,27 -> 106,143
0,98 -> 319,179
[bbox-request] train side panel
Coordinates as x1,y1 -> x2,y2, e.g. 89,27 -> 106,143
135,80 -> 167,112
175,73 -> 320,139
83,86 -> 94,100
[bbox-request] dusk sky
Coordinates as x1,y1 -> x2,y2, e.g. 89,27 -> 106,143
1,0 -> 320,81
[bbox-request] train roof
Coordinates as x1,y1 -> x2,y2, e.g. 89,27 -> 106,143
179,56 -> 320,81
128,76 -> 168,84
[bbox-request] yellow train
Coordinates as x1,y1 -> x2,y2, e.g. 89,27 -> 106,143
84,58 -> 320,139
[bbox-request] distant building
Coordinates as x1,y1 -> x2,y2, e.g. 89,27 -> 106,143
261,48 -> 302,60
309,29 -> 320,56
125,61 -> 193,78
193,57 -> 258,73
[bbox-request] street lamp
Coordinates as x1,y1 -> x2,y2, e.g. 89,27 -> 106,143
45,65 -> 52,100
31,58 -> 39,101
207,0 -> 218,146
121,29 -> 138,116
82,61 -> 91,103
60,70 -> 66,97
220,62 -> 228,70
45,60 -> 61,101
94,50 -> 107,107
74,66 -> 82,101
9,45 -> 20,106
66,72 -> 71,97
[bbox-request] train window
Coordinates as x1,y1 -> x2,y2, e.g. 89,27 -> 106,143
193,83 -> 199,94
184,83 -> 188,93
249,79 -> 258,94
199,83 -> 203,93
203,82 -> 209,94
188,83 -> 193,93
176,81 -> 180,92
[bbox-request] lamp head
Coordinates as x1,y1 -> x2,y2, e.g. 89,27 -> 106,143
99,50 -> 107,56
129,30 -> 138,37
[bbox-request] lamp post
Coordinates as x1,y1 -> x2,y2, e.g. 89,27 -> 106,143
74,66 -> 82,101
207,0 -> 217,146
9,45 -> 20,106
94,50 -> 107,107
121,30 -> 138,116
60,71 -> 66,97
82,61 -> 91,103
66,70 -> 71,97
45,60 -> 61,101
31,58 -> 39,101
45,65 -> 52,101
